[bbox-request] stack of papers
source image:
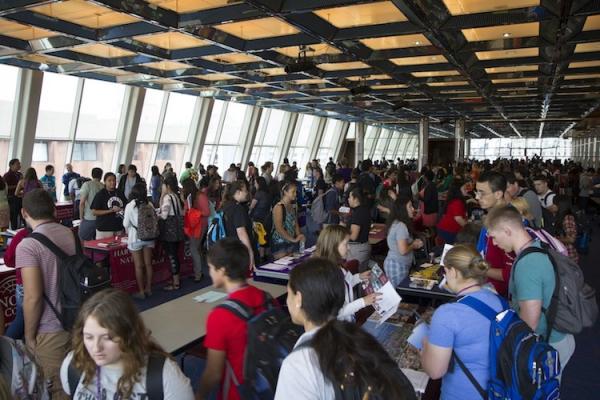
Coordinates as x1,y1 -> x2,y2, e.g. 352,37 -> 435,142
259,263 -> 290,271
273,256 -> 297,265
401,369 -> 429,393
193,291 -> 227,303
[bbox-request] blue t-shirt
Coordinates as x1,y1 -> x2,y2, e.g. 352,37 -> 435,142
428,288 -> 504,400
509,241 -> 566,343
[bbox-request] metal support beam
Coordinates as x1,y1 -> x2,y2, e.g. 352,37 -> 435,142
355,122 -> 365,164
418,117 -> 429,171
279,112 -> 298,167
113,85 -> 145,172
9,68 -> 43,168
455,118 -> 465,162
240,106 -> 263,168
308,117 -> 326,162
188,98 -> 214,168
465,138 -> 471,159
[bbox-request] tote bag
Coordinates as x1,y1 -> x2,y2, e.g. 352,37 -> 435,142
159,194 -> 184,242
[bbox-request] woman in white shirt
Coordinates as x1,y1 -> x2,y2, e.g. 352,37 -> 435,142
275,258 -> 416,400
160,176 -> 184,290
314,225 -> 379,321
122,182 -> 155,300
60,289 -> 194,400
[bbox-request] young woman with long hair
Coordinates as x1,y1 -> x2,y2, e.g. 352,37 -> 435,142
436,179 -> 468,244
314,225 -> 379,321
222,180 -> 258,270
182,178 -> 210,282
384,194 -> 424,287
150,165 -> 162,207
421,244 -> 504,400
60,289 -> 193,399
15,167 -> 42,198
275,258 -> 416,400
123,182 -> 156,299
552,194 -> 579,263
271,181 -> 304,259
160,175 -> 184,290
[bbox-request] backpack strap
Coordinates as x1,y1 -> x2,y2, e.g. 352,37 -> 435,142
68,358 -> 82,399
452,351 -> 487,400
216,299 -> 254,321
457,295 -> 506,321
146,353 -> 166,400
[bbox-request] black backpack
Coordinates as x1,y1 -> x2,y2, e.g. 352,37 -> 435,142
67,353 -> 165,399
540,192 -> 556,234
30,230 -> 111,331
217,291 -> 303,399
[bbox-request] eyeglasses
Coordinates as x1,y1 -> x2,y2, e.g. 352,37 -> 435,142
475,190 -> 491,198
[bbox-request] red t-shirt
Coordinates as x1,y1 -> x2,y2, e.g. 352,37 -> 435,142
484,236 -> 514,297
204,285 -> 269,400
437,199 -> 466,234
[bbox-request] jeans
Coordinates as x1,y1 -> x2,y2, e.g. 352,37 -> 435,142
552,333 -> 576,382
6,284 -> 24,339
189,236 -> 208,279
163,241 -> 181,275
78,218 -> 97,241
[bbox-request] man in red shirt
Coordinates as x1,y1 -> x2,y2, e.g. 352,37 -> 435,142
197,238 -> 270,400
476,171 -> 514,297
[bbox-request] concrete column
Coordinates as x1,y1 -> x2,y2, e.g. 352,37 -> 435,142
355,122 -> 365,164
187,98 -> 214,168
9,68 -> 43,167
240,106 -> 262,167
278,113 -> 298,167
454,118 -> 465,162
465,137 -> 471,159
418,117 -> 429,171
113,86 -> 145,172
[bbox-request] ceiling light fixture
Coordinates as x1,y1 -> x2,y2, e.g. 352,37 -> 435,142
503,32 -> 511,38
284,45 -> 316,73
415,41 -> 421,45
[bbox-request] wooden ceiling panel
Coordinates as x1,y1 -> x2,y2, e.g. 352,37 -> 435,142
72,43 -> 136,58
390,55 -> 448,66
202,52 -> 261,64
412,70 -> 461,77
462,22 -> 538,42
485,65 -> 538,73
32,0 -> 139,28
134,32 -> 209,50
318,61 -> 371,71
215,17 -> 299,40
442,0 -> 539,16
274,44 -> 341,57
360,34 -> 430,50
145,0 -> 236,13
143,60 -> 191,70
475,47 -> 538,60
0,18 -> 58,40
313,1 -> 406,29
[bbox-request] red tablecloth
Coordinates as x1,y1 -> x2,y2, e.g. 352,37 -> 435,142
55,201 -> 74,221
0,264 -> 16,328
84,237 -> 193,293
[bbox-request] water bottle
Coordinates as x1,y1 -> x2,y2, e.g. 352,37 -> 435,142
299,240 -> 305,253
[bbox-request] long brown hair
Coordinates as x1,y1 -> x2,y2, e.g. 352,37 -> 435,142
71,289 -> 166,398
314,225 -> 350,265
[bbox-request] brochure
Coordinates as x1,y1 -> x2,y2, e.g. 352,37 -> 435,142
259,263 -> 290,271
363,264 -> 402,323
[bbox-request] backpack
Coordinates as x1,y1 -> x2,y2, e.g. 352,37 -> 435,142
136,202 -> 160,241
453,295 -> 561,400
30,230 -> 112,331
67,353 -> 165,400
515,245 -> 598,336
540,193 -> 556,234
310,188 -> 335,225
525,227 -> 568,257
205,210 -> 226,251
0,336 -> 50,400
184,194 -> 204,239
218,291 -> 303,400
158,194 -> 185,242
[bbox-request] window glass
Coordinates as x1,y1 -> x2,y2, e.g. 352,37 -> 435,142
161,92 -> 196,143
132,143 -> 157,182
36,72 -> 79,139
76,79 -> 125,140
200,144 -> 217,167
263,109 -> 285,144
347,123 -> 356,139
137,89 -> 164,141
30,140 -> 69,198
293,114 -> 316,147
214,145 -> 240,171
155,143 -> 186,174
0,64 -> 19,137
320,119 -> 338,148
219,102 -> 249,145
0,138 -> 10,172
205,100 -> 225,144
70,141 -> 115,178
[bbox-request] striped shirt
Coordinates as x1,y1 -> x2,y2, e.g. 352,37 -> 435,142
16,222 -> 76,333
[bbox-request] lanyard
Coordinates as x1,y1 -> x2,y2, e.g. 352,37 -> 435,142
455,283 -> 481,297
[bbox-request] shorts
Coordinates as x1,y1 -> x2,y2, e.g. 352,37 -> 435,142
128,240 -> 155,252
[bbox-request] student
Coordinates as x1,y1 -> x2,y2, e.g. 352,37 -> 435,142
123,182 -> 156,299
60,289 -> 193,399
159,175 -> 184,290
91,172 -> 126,239
0,175 -> 8,232
15,167 -> 42,198
117,164 -> 143,200
533,174 -> 557,232
323,174 -> 345,225
78,167 -> 104,241
271,181 -> 305,259
485,206 -> 575,378
420,244 -> 504,400
197,238 -> 273,400
222,181 -> 258,270
40,164 -> 57,202
275,258 -> 416,400
314,225 -> 379,321
436,179 -> 468,244
62,163 -> 80,201
552,194 -> 579,263
150,165 -> 162,207
261,162 -> 274,185
419,170 -> 438,228
343,188 -> 372,271
182,178 -> 210,282
384,194 -> 424,287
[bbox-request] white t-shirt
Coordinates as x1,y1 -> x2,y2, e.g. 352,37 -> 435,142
538,190 -> 556,209
60,351 -> 194,400
275,329 -> 335,400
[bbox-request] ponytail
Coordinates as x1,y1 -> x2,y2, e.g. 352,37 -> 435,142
311,320 -> 415,400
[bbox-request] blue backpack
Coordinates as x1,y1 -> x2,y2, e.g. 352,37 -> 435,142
205,210 -> 226,251
453,295 -> 560,400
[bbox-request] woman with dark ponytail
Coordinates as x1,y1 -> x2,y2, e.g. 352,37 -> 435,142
275,258 -> 416,400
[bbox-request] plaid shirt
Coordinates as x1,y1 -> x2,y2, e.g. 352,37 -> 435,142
562,215 -> 579,264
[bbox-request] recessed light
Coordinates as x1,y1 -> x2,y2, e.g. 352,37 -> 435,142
503,32 -> 511,38
415,41 -> 421,45
431,56 -> 437,60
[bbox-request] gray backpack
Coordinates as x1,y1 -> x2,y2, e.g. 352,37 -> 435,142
136,202 -> 160,241
0,336 -> 50,400
310,188 -> 335,225
514,245 -> 598,338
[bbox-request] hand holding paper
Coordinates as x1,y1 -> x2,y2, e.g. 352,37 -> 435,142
407,321 -> 430,351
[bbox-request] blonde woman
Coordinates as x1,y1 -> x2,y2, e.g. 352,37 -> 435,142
315,225 -> 379,321
421,244 -> 505,400
510,197 -> 536,228
60,289 -> 193,399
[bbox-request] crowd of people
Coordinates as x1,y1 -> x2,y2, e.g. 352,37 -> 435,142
0,154 -> 594,400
